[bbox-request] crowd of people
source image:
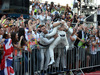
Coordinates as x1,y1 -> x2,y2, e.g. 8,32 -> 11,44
0,0 -> 100,75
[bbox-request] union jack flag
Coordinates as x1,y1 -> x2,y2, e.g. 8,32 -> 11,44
0,39 -> 15,75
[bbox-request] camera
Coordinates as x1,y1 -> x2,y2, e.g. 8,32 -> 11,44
80,21 -> 83,24
74,15 -> 77,17
83,41 -> 89,46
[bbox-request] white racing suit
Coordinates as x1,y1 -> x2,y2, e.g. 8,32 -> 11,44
54,44 -> 67,69
45,21 -> 73,65
48,30 -> 69,65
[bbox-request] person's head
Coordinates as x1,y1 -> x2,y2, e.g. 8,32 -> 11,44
41,11 -> 44,16
3,33 -> 9,39
2,15 -> 6,19
32,6 -> 35,10
18,28 -> 26,47
78,25 -> 83,30
62,14 -> 65,19
11,32 -> 18,44
11,25 -> 15,30
90,35 -> 95,40
51,2 -> 54,7
98,5 -> 100,10
84,26 -> 88,32
67,21 -> 71,27
37,25 -> 42,33
98,32 -> 100,37
58,3 -> 60,7
0,25 -> 4,35
69,7 -> 71,11
45,1 -> 48,5
38,9 -> 41,14
92,30 -> 96,35
18,28 -> 25,40
79,15 -> 83,18
66,4 -> 69,7
74,13 -> 78,17
45,10 -> 48,15
72,28 -> 77,34
24,20 -> 28,28
40,25 -> 47,34
75,13 -> 78,15
48,11 -> 51,16
67,14 -> 70,17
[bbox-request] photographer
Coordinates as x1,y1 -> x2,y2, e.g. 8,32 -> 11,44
49,2 -> 58,13
74,25 -> 87,68
96,30 -> 100,65
43,1 -> 49,11
56,3 -> 61,12
78,15 -> 84,22
73,13 -> 78,23
89,34 -> 97,66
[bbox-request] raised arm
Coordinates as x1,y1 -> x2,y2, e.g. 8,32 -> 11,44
45,21 -> 65,37
40,35 -> 54,44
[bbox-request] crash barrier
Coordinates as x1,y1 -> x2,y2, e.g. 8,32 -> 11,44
0,46 -> 100,75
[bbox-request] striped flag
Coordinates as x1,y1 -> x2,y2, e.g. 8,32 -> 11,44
0,39 -> 15,75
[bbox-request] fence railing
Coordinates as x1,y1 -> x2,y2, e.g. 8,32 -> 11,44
0,46 -> 100,75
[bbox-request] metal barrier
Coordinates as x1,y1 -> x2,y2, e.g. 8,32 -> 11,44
0,46 -> 100,75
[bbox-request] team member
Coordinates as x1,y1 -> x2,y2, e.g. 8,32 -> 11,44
39,25 -> 58,73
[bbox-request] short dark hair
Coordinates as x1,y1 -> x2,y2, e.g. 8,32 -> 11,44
40,25 -> 45,29
24,20 -> 28,27
3,33 -> 9,39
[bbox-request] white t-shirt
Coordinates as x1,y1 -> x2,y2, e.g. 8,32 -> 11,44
37,15 -> 40,19
89,40 -> 97,55
25,28 -> 35,41
47,16 -> 51,22
38,15 -> 46,25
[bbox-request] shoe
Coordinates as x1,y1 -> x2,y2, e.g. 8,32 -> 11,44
48,60 -> 55,66
66,46 -> 69,51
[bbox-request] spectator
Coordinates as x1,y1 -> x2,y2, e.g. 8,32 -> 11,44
0,25 -> 4,64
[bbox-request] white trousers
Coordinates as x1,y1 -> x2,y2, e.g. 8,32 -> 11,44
40,47 -> 50,70
54,47 -> 66,68
49,31 -> 69,64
